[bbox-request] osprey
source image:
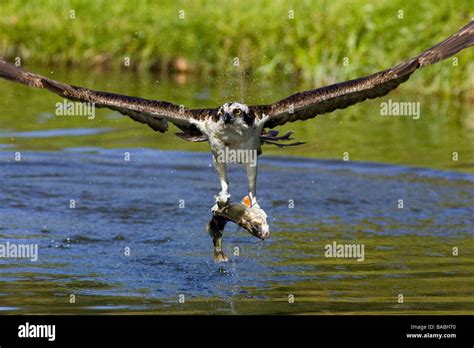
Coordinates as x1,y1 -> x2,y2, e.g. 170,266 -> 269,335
0,21 -> 473,218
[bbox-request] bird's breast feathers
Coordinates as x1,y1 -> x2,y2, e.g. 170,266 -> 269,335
193,116 -> 261,152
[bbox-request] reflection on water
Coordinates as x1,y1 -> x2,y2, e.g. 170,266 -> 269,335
0,150 -> 473,314
0,68 -> 473,314
0,128 -> 112,138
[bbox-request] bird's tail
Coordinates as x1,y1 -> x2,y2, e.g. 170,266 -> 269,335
416,20 -> 473,67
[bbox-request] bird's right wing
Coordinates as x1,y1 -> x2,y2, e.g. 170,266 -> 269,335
0,58 -> 214,136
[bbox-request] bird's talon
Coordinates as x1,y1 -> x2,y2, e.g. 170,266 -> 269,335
214,251 -> 228,263
215,192 -> 230,206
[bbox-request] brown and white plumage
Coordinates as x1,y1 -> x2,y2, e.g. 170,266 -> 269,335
0,21 -> 472,214
0,60 -> 215,137
252,20 -> 473,128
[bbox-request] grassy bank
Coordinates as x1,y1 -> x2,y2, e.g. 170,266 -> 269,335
0,0 -> 473,94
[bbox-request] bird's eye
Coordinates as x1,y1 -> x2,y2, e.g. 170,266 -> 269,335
235,109 -> 241,115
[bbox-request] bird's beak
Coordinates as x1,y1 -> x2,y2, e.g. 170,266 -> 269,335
223,112 -> 233,124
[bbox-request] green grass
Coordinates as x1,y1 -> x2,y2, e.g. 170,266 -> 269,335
0,0 -> 472,95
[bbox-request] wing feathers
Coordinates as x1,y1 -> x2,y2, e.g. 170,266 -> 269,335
0,58 -> 209,134
258,21 -> 473,128
417,20 -> 473,67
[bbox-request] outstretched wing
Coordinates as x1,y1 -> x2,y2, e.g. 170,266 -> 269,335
0,58 -> 213,137
253,21 -> 474,129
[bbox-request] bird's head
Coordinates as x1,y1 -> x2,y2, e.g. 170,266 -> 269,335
217,102 -> 252,126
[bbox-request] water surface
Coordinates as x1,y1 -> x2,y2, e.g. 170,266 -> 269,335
0,150 -> 473,314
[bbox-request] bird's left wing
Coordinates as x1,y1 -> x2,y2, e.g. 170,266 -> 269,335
0,58 -> 214,137
252,20 -> 473,129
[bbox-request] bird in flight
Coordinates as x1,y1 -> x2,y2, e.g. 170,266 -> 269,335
1,21 -> 473,221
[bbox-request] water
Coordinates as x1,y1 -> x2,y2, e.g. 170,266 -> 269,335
0,68 -> 473,314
